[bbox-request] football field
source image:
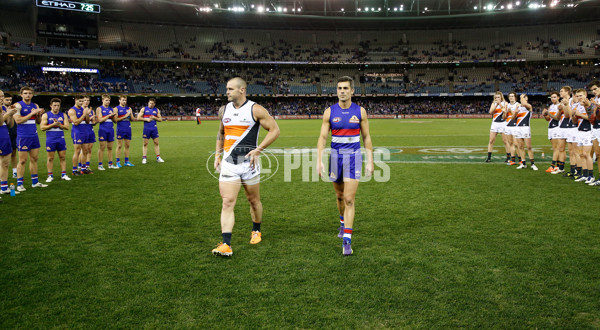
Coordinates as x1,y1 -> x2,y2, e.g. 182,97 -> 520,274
2,118 -> 600,328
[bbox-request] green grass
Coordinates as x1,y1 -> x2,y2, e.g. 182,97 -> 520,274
1,119 -> 600,328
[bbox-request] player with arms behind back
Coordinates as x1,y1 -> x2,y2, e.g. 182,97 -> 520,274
317,76 -> 374,256
211,77 -> 280,257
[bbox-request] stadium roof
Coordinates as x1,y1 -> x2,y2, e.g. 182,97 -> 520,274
1,0 -> 598,29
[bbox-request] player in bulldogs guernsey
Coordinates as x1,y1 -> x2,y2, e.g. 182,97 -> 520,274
571,89 -> 595,184
211,77 -> 280,257
40,98 -> 70,182
68,95 -> 91,176
486,92 -> 510,162
12,86 -> 47,191
317,76 -> 374,256
114,95 -> 135,167
137,98 -> 164,164
0,90 -> 19,196
542,92 -> 562,173
588,80 -> 600,186
96,94 -> 118,170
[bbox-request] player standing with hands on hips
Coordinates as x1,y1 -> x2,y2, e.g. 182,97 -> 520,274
317,76 -> 374,256
211,77 -> 280,257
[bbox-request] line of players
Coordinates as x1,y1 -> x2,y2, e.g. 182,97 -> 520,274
486,81 -> 600,186
0,87 -> 165,199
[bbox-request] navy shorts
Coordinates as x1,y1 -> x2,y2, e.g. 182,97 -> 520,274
329,149 -> 362,183
46,139 -> 67,152
143,127 -> 159,139
84,130 -> 96,144
17,135 -> 41,152
10,134 -> 17,151
98,127 -> 115,143
0,138 -> 12,156
117,127 -> 132,140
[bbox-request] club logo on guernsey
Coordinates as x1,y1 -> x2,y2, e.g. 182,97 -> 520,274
223,118 -> 231,123
46,147 -> 51,150
333,117 -> 341,123
349,115 -> 360,124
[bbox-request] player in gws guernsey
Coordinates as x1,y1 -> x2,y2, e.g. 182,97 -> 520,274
571,89 -> 595,184
541,92 -> 562,173
40,98 -> 71,182
12,87 -> 48,191
485,92 -> 510,163
137,98 -> 164,164
317,76 -> 374,256
96,94 -> 119,170
211,77 -> 280,257
0,90 -> 19,196
588,80 -> 600,186
114,95 -> 135,167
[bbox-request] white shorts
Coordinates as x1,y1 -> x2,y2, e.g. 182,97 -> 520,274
219,160 -> 260,183
504,126 -> 516,136
548,127 -> 561,140
577,130 -> 593,147
490,121 -> 506,133
592,128 -> 600,142
514,126 -> 531,139
556,127 -> 568,140
566,128 -> 579,143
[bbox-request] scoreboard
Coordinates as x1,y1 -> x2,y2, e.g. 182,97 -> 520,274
36,0 -> 101,14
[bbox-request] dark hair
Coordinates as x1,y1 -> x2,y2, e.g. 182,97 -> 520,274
4,93 -> 11,98
549,91 -> 560,97
337,76 -> 354,88
589,80 -> 600,89
74,95 -> 85,100
50,98 -> 61,105
149,98 -> 156,103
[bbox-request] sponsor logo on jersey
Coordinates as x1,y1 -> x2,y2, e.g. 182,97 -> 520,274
349,115 -> 360,123
333,117 -> 341,123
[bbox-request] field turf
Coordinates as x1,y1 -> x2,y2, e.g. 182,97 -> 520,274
1,118 -> 600,328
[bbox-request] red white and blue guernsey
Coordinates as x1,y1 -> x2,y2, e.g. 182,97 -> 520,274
98,106 -> 115,142
329,102 -> 362,182
142,107 -> 159,139
0,105 -> 12,156
45,111 -> 67,152
16,100 -> 41,151
116,105 -> 132,140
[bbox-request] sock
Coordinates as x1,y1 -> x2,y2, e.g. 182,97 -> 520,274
222,232 -> 232,246
252,222 -> 261,232
116,158 -> 120,163
17,177 -> 23,186
530,159 -> 535,165
73,166 -> 78,173
86,162 -> 90,169
78,162 -> 82,169
98,162 -> 103,166
511,156 -> 516,162
156,155 -> 160,160
343,228 -> 353,244
109,161 -> 113,166
552,160 -> 556,167
143,156 -> 147,159
570,165 -> 575,174
48,172 -> 53,177
61,171 -> 66,177
340,215 -> 344,228
1,181 -> 7,192
559,162 -> 565,170
12,168 -> 17,175
125,157 -> 129,162
506,153 -> 510,160
577,167 -> 582,175
518,156 -> 522,163
487,152 -> 492,160
582,169 -> 588,177
31,174 -> 38,185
